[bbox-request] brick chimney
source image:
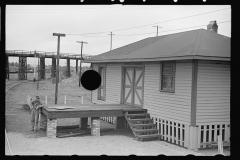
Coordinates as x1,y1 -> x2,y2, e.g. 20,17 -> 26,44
207,21 -> 218,33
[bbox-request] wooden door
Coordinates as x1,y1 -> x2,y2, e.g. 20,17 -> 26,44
124,68 -> 134,105
133,68 -> 143,107
123,67 -> 143,107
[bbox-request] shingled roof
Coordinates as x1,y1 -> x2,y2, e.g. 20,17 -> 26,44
83,29 -> 230,63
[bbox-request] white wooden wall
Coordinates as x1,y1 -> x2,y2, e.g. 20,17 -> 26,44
92,64 -> 122,104
144,61 -> 192,125
196,60 -> 230,125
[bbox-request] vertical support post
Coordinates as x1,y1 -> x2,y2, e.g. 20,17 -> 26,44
40,57 -> 45,80
76,59 -> 78,74
76,41 -> 88,87
64,95 -> 66,105
188,126 -> 198,151
18,57 -> 27,80
79,49 -> 82,87
115,116 -> 126,129
79,117 -> 88,129
218,135 -> 224,155
51,58 -> 56,78
47,118 -> 57,138
67,58 -> 70,78
189,59 -> 198,149
26,57 -> 27,80
6,55 -> 9,80
45,95 -> 47,105
91,117 -> 100,136
53,33 -> 65,104
81,96 -> 83,104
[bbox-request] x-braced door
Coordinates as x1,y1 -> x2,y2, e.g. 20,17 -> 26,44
123,67 -> 144,107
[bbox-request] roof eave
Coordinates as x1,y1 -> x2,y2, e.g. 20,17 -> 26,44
82,55 -> 230,63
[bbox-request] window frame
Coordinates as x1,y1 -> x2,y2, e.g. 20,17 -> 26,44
160,61 -> 176,93
98,65 -> 106,101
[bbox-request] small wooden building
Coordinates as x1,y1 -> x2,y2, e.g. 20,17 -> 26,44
83,21 -> 230,150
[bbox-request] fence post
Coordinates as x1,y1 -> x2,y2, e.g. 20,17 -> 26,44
45,95 -> 47,105
218,135 -> 224,155
64,95 -> 66,105
81,96 -> 83,104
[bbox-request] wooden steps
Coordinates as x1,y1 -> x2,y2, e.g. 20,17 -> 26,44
125,113 -> 150,118
125,111 -> 162,141
129,123 -> 156,128
128,118 -> 152,123
132,128 -> 158,133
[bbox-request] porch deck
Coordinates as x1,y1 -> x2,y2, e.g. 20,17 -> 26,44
42,104 -> 146,119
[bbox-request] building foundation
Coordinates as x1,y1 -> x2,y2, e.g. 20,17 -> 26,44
91,117 -> 100,136
47,119 -> 57,138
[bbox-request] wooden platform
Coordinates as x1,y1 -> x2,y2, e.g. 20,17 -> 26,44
42,104 -> 147,119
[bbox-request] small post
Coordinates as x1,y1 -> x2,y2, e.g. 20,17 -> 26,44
152,25 -> 162,36
45,95 -> 47,105
108,32 -> 115,51
81,96 -> 83,104
218,135 -> 224,155
64,95 -> 66,105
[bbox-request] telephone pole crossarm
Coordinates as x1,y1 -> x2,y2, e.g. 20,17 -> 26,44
108,32 -> 115,51
152,25 -> 162,36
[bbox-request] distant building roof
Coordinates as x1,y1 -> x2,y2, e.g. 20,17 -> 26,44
83,29 -> 230,63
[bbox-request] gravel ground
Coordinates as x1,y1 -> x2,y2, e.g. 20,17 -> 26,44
5,74 -> 229,156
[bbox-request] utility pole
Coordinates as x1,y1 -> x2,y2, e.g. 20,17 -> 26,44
152,25 -> 162,36
76,41 -> 88,87
33,50 -> 36,82
53,33 -> 65,104
37,52 -> 40,90
108,32 -> 115,51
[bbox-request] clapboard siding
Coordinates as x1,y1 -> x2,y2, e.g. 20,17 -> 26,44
92,64 -> 122,104
144,62 -> 192,125
196,61 -> 230,125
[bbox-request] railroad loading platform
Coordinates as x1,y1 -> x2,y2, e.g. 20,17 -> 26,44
41,104 -> 147,138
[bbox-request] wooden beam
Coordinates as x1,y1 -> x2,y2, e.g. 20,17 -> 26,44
46,110 -> 124,119
191,59 -> 198,126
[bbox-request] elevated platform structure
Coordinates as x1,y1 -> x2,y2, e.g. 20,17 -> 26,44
40,104 -> 147,138
6,50 -> 94,80
6,50 -> 94,60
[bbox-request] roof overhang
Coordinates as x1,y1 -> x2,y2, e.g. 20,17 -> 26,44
82,55 -> 230,63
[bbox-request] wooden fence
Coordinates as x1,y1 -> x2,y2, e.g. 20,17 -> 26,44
151,116 -> 189,148
197,124 -> 230,149
99,115 -> 230,150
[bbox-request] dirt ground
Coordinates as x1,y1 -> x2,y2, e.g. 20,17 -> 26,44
5,74 -> 230,156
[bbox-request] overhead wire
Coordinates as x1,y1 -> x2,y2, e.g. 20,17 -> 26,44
80,20 -> 231,37
65,7 -> 230,36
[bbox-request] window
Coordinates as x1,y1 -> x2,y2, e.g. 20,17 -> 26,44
98,66 -> 106,100
160,62 -> 175,92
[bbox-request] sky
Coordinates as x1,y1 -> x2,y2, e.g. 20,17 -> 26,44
6,5 -> 231,67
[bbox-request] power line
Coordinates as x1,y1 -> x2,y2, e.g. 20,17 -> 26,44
65,7 -> 230,36
81,20 -> 231,37
116,20 -> 231,37
46,36 -> 54,52
111,7 -> 231,32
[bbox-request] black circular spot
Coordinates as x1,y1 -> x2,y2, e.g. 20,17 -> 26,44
81,70 -> 101,91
